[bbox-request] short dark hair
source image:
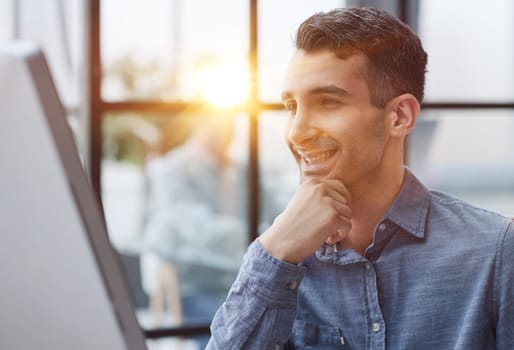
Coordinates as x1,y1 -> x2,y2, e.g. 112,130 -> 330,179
295,7 -> 428,107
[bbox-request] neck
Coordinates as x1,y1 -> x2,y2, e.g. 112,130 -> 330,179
340,163 -> 405,255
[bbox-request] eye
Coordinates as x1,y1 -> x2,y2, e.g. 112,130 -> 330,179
320,97 -> 341,106
284,101 -> 297,112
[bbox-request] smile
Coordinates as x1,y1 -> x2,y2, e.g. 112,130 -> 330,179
301,150 -> 337,165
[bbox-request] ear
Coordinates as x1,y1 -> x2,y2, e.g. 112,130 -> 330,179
385,93 -> 420,138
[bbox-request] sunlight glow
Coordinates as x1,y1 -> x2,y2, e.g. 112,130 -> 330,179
199,62 -> 249,108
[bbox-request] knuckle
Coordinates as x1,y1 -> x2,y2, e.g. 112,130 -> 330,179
328,208 -> 340,221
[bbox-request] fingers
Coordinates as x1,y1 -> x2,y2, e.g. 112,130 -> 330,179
261,176 -> 353,263
302,177 -> 352,233
331,200 -> 352,219
321,178 -> 352,202
322,180 -> 352,246
302,177 -> 351,205
325,217 -> 352,244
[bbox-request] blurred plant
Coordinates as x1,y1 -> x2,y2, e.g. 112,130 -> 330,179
102,115 -> 160,164
103,54 -> 178,101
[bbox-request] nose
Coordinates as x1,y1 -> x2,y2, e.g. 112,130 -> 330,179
286,106 -> 320,147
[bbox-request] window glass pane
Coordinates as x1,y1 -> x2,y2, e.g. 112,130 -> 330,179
408,110 -> 514,216
0,0 -> 14,41
101,112 -> 248,348
101,0 -> 249,103
419,0 -> 514,102
258,0 -> 345,102
259,112 -> 298,229
15,0 -> 84,108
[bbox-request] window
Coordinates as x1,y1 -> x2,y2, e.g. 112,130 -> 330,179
414,0 -> 514,217
101,0 -> 249,103
96,1 -> 255,346
419,0 -> 514,102
258,0 -> 343,101
409,111 -> 514,216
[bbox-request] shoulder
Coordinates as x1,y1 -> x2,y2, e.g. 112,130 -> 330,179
427,190 -> 512,246
430,190 -> 511,227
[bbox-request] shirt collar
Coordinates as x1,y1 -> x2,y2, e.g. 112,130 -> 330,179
382,168 -> 430,239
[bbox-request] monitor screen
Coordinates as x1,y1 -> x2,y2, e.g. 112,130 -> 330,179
0,42 -> 147,350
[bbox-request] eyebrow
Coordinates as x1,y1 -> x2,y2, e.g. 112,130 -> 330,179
281,85 -> 351,102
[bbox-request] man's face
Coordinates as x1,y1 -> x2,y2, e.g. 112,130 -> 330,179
281,50 -> 389,186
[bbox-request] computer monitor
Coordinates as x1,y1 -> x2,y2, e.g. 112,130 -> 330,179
0,42 -> 147,350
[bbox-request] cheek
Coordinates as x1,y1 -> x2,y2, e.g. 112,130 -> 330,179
360,113 -> 388,146
362,129 -> 388,164
344,123 -> 387,162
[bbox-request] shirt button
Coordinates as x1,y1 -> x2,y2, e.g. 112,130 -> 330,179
378,223 -> 387,232
364,262 -> 372,270
372,323 -> 380,332
286,280 -> 298,290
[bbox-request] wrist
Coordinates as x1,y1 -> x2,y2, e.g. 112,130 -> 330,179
258,229 -> 299,264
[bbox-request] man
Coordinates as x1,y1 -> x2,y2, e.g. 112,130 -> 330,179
207,7 -> 514,349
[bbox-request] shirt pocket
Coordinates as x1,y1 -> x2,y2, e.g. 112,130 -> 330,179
290,319 -> 348,350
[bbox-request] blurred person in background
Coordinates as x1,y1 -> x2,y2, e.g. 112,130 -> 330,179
141,113 -> 247,349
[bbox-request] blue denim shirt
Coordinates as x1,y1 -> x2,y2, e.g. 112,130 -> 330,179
207,170 -> 514,349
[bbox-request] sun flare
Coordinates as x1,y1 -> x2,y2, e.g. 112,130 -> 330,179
199,63 -> 249,108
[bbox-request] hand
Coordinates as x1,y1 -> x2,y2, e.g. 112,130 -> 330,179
259,178 -> 352,264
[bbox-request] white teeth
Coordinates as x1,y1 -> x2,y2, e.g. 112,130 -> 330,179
303,150 -> 336,165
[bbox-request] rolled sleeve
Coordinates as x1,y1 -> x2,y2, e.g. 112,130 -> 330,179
236,240 -> 306,305
207,240 -> 306,350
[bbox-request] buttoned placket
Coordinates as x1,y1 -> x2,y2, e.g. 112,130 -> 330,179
313,221 -> 390,349
363,261 -> 385,349
363,221 -> 387,349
